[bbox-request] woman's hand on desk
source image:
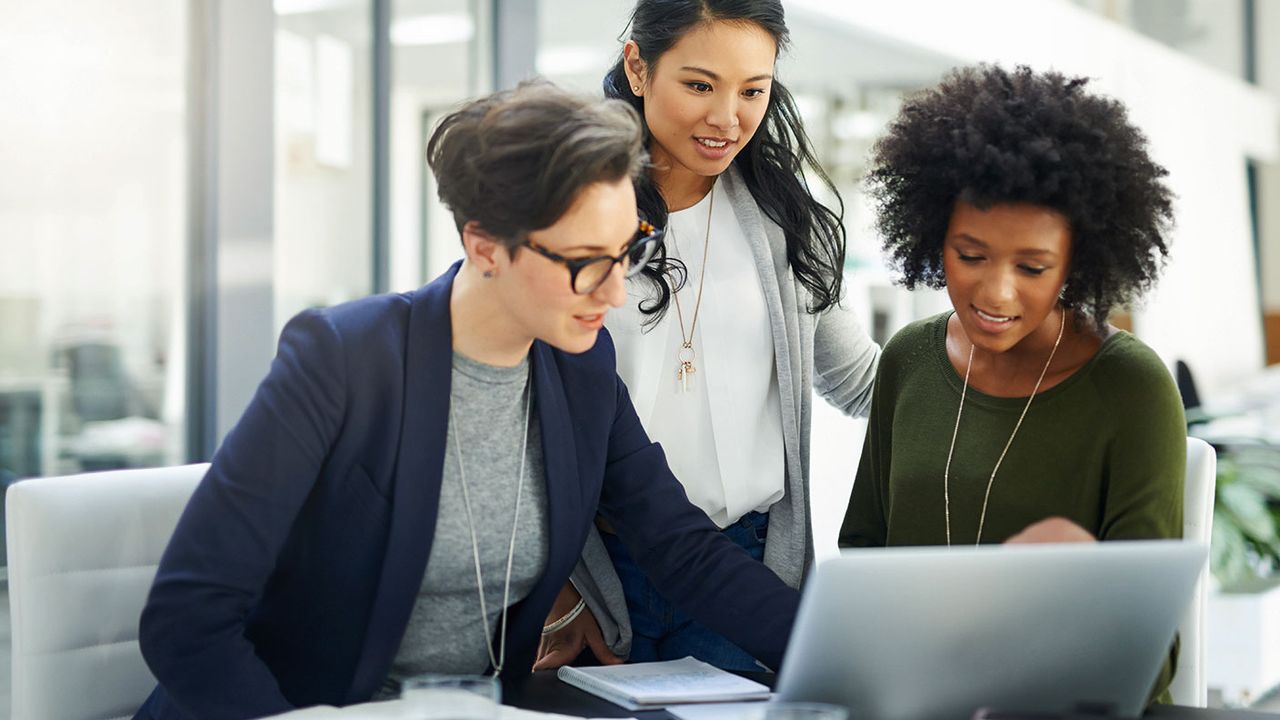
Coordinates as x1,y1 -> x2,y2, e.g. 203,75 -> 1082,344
533,582 -> 623,670
1005,516 -> 1097,544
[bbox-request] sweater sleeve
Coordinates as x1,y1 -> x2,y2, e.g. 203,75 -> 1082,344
1097,338 -> 1186,542
1094,338 -> 1186,706
839,420 -> 888,547
838,329 -> 901,548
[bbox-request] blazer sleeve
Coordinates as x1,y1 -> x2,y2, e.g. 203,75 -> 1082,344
139,309 -> 348,719
812,295 -> 880,419
595,372 -> 801,670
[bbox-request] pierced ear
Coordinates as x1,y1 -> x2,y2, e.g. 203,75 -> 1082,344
462,221 -> 502,275
622,41 -> 646,95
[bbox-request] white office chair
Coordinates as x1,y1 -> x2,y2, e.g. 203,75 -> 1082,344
1169,437 -> 1216,707
5,463 -> 207,720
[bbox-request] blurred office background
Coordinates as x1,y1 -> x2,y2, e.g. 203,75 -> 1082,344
1,0 -> 1279,713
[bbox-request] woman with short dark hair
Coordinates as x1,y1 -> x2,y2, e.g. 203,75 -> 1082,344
840,64 -> 1184,703
133,81 -> 800,720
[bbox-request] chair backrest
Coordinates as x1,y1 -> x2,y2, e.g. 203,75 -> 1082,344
5,463 -> 207,720
1175,360 -> 1202,413
1170,437 -> 1216,707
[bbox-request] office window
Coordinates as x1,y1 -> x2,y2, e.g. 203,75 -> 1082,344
391,0 -> 491,288
274,0 -> 375,330
536,0 -> 631,94
0,1 -> 189,486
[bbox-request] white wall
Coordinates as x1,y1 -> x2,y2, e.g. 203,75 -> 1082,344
1257,0 -> 1280,314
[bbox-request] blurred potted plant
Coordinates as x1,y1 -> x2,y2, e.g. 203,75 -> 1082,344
1211,444 -> 1280,586
1205,441 -> 1280,707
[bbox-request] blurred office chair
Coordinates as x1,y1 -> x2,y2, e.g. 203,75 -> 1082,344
5,463 -> 207,720
1175,360 -> 1208,428
52,339 -> 171,471
60,341 -> 132,423
1170,437 -> 1216,707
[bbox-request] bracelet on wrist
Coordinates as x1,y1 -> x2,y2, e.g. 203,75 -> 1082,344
541,598 -> 587,635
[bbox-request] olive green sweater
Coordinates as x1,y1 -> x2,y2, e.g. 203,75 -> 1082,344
840,312 -> 1186,703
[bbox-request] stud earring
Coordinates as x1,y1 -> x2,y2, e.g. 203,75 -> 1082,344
632,85 -> 640,93
483,270 -> 494,279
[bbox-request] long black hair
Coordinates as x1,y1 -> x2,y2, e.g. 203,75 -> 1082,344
604,0 -> 846,324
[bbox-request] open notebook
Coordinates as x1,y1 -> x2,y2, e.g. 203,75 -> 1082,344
557,657 -> 770,710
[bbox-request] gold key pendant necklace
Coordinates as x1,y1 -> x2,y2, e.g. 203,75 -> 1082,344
672,181 -> 714,393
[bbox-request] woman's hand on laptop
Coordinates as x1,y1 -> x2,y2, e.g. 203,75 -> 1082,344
534,582 -> 624,670
1005,516 -> 1097,545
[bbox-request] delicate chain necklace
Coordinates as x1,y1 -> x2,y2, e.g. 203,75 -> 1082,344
944,307 -> 1066,546
449,365 -> 532,676
671,181 -> 715,393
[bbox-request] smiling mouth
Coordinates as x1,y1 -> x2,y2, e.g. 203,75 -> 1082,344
974,306 -> 1016,324
696,137 -> 731,148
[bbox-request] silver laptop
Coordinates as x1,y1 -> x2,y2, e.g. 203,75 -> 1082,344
774,540 -> 1207,720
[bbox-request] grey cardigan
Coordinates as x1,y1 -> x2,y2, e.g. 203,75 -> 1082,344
570,165 -> 881,656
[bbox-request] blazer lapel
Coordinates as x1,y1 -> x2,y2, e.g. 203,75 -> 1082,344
530,343 -> 581,581
347,264 -> 457,701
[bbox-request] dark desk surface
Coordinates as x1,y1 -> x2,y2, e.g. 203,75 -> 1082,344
507,671 -> 1279,720
508,669 -> 670,718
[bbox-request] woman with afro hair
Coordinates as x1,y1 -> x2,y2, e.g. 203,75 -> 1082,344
839,64 -> 1184,702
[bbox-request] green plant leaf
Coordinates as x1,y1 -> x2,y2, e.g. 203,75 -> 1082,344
1226,448 -> 1280,489
1236,466 -> 1280,497
1212,512 -> 1252,586
1218,483 -> 1278,542
1217,456 -> 1241,486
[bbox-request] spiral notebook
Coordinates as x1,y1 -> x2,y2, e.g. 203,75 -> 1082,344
556,657 -> 771,710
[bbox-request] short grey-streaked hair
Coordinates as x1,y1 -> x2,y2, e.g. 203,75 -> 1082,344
427,78 -> 647,252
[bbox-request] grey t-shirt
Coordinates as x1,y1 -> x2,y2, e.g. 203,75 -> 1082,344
381,351 -> 549,696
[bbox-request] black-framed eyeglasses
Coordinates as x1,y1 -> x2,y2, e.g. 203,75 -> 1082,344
522,219 -> 664,295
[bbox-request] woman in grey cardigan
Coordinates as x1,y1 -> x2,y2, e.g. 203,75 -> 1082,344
535,0 -> 880,672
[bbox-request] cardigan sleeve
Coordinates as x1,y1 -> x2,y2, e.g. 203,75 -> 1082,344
812,292 -> 881,419
567,530 -> 633,657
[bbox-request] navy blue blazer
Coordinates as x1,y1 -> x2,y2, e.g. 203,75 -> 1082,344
135,263 -> 800,720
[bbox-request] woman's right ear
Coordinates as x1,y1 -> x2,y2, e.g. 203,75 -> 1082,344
462,221 -> 502,276
622,41 -> 646,96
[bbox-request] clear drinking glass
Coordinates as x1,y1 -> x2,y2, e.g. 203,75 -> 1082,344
399,673 -> 501,719
762,701 -> 850,720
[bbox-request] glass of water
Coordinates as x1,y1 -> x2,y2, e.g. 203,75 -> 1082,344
399,673 -> 501,719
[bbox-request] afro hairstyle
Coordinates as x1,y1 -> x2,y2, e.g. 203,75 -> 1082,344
866,64 -> 1175,331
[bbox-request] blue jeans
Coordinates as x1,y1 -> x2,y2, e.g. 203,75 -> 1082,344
601,511 -> 769,672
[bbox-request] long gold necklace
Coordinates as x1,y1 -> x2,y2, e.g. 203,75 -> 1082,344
671,181 -> 714,393
943,307 -> 1066,546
